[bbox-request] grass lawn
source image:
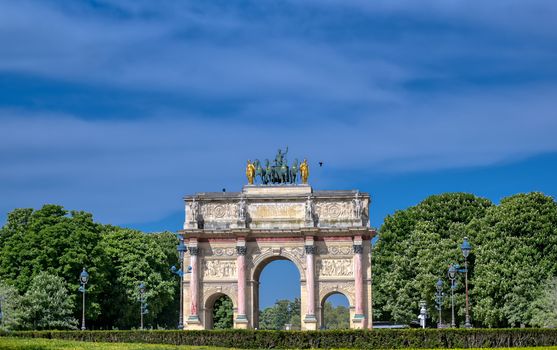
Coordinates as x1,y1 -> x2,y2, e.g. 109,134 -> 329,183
0,337 -> 234,350
3,338 -> 557,350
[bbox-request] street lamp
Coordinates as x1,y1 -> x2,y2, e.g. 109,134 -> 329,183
171,234 -> 191,330
435,278 -> 445,328
79,268 -> 89,331
139,282 -> 148,330
461,237 -> 472,328
0,296 -> 4,327
447,264 -> 457,328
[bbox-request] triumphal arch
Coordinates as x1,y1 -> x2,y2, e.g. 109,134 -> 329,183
178,150 -> 375,330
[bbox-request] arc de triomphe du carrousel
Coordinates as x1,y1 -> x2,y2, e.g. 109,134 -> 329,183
178,149 -> 375,330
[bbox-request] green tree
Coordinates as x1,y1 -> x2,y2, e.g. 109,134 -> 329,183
472,192 -> 557,327
96,228 -> 177,329
19,272 -> 77,330
322,302 -> 349,329
0,205 -> 107,324
259,298 -> 301,330
0,206 -> 179,329
0,281 -> 24,330
530,277 -> 557,328
373,193 -> 493,324
212,295 -> 233,329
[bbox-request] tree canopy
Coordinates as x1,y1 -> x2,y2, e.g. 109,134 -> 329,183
0,205 -> 179,330
372,192 -> 557,327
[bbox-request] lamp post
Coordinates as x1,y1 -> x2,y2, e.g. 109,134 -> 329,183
79,268 -> 89,331
461,237 -> 472,328
435,278 -> 444,328
171,235 -> 190,330
447,264 -> 457,328
139,282 -> 148,330
0,296 -> 4,327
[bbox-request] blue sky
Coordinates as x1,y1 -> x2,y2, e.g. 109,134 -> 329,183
2,0 -> 557,309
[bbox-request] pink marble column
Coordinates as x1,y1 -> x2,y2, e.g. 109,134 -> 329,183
189,245 -> 200,321
305,246 -> 316,317
236,244 -> 248,321
353,243 -> 365,318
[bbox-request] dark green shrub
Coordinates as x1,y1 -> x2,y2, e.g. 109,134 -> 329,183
3,328 -> 557,349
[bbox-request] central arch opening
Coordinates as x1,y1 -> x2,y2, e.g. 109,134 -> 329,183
254,256 -> 301,330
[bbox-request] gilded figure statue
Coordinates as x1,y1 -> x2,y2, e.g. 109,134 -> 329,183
300,159 -> 309,184
246,160 -> 256,184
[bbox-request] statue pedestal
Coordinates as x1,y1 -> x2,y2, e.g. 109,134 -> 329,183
230,220 -> 247,229
243,184 -> 312,196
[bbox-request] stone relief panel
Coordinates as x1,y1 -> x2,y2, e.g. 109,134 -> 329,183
203,260 -> 237,278
315,201 -> 353,220
249,203 -> 304,220
317,259 -> 353,277
200,203 -> 238,220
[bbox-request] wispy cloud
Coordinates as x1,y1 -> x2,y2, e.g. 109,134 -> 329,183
1,0 -> 556,225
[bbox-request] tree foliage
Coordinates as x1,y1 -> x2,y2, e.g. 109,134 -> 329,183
19,272 -> 77,330
259,298 -> 301,330
212,295 -> 233,329
322,301 -> 350,329
0,280 -> 24,330
0,205 -> 179,330
472,192 -> 557,327
373,192 -> 557,328
373,193 -> 493,324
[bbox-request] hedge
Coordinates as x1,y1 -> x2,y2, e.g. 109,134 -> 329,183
2,329 -> 557,349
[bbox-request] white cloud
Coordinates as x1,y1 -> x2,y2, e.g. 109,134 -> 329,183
1,84 -> 556,224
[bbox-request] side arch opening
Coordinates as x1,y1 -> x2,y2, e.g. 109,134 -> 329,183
320,292 -> 350,330
204,293 -> 234,329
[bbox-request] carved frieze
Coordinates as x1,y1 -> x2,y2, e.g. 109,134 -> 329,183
315,201 -> 353,220
317,259 -> 353,277
318,246 -> 353,256
249,203 -> 303,220
203,260 -> 237,278
210,247 -> 236,257
200,203 -> 238,219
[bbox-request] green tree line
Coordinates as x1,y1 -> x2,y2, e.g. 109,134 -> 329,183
0,205 -> 179,330
373,192 -> 557,328
1,191 -> 556,330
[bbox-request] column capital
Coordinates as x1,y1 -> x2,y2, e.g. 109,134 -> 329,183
236,246 -> 247,256
305,245 -> 316,255
189,247 -> 200,256
353,244 -> 363,254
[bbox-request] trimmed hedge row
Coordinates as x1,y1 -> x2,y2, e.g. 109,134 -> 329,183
3,329 -> 557,349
